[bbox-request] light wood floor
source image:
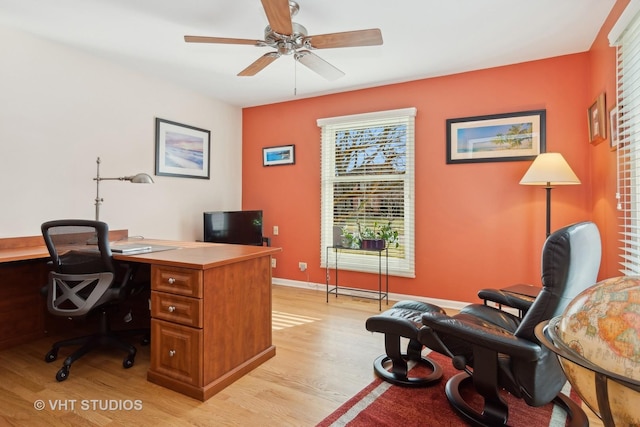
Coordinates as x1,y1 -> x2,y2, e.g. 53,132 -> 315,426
0,285 -> 603,426
0,285 -> 390,426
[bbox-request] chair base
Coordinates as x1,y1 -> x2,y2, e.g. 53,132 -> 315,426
44,310 -> 149,381
373,353 -> 443,387
445,372 -> 588,427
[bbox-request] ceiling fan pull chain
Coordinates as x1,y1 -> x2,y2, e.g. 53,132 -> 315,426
294,57 -> 297,96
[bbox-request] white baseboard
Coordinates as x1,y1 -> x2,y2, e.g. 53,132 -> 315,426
272,277 -> 483,313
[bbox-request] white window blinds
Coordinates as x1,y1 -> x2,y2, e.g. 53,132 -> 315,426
612,1 -> 640,275
318,108 -> 416,277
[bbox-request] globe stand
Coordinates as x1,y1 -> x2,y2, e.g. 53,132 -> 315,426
536,319 -> 640,427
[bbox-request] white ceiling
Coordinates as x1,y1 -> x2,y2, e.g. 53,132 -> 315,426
0,0 -> 616,108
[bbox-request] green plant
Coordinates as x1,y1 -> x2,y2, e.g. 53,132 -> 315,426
359,221 -> 400,248
340,225 -> 360,249
341,220 -> 399,249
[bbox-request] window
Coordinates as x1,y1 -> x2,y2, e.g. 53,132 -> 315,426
611,1 -> 640,274
318,108 -> 416,277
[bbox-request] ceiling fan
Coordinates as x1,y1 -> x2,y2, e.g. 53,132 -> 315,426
184,0 -> 383,81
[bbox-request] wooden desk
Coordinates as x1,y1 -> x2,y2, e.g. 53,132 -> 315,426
116,239 -> 281,401
0,234 -> 281,401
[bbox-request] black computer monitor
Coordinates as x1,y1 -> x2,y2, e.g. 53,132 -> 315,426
203,210 -> 263,246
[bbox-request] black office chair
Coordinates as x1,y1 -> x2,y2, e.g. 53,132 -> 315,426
417,221 -> 601,426
42,219 -> 148,381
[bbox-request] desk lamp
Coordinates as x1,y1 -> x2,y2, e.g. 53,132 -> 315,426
519,153 -> 580,237
93,157 -> 154,221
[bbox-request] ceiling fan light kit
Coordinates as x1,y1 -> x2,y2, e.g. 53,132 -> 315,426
184,0 -> 383,80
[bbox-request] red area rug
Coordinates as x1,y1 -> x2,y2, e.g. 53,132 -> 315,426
317,352 -> 582,426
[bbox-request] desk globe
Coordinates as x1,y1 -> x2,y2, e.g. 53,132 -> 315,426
535,276 -> 640,426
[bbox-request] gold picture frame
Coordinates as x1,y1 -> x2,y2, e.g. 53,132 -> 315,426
609,105 -> 619,151
588,93 -> 606,145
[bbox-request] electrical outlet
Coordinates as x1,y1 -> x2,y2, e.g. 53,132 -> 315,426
273,225 -> 279,235
298,262 -> 307,271
271,258 -> 276,268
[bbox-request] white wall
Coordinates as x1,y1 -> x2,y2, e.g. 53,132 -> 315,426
0,24 -> 242,240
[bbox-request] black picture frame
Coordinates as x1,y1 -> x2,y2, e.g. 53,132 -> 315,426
446,110 -> 546,164
155,118 -> 211,179
263,144 -> 295,166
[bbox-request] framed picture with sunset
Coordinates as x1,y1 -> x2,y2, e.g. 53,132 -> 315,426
155,118 -> 210,179
446,110 -> 546,164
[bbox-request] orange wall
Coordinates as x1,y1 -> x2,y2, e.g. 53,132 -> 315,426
242,1 -> 629,303
588,0 -> 629,280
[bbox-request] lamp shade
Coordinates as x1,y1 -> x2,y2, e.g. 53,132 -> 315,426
519,153 -> 580,186
128,173 -> 154,184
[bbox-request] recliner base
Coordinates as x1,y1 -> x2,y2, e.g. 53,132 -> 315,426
445,372 -> 588,427
373,353 -> 443,387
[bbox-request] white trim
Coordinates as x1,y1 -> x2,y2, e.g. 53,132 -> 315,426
272,277 -> 483,313
609,0 -> 640,46
317,107 -> 417,127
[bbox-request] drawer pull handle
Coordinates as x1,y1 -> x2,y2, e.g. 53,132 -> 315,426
168,306 -> 176,313
168,277 -> 176,285
168,350 -> 176,357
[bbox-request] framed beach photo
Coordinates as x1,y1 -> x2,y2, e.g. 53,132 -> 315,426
155,118 -> 210,179
446,110 -> 546,164
263,144 -> 295,166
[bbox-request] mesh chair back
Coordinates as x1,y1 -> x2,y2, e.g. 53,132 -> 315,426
41,219 -> 117,317
42,220 -> 114,274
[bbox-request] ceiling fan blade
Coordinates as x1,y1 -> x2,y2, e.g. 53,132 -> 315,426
184,35 -> 262,46
238,52 -> 281,76
295,50 -> 344,81
304,29 -> 383,49
260,0 -> 293,35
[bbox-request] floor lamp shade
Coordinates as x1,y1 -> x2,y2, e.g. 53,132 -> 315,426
519,153 -> 581,186
520,153 -> 580,237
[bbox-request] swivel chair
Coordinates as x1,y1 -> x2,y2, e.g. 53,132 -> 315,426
42,219 -> 148,381
417,221 -> 601,426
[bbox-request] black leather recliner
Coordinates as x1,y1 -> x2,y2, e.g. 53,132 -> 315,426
417,221 -> 601,426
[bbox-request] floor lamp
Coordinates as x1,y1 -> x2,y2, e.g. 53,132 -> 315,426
93,157 -> 154,221
519,153 -> 580,237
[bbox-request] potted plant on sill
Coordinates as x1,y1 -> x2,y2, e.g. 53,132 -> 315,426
341,221 -> 399,250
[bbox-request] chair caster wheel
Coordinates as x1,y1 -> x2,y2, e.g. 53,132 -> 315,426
56,366 -> 69,382
45,350 -> 58,363
123,355 -> 135,369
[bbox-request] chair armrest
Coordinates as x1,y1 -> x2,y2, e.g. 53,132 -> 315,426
421,312 -> 542,361
478,288 -> 535,313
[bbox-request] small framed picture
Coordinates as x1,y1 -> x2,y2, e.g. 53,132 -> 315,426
155,118 -> 210,179
588,93 -> 606,145
263,145 -> 295,166
610,105 -> 619,151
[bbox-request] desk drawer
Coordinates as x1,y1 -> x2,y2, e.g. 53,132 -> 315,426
151,265 -> 203,297
151,291 -> 202,328
150,319 -> 202,387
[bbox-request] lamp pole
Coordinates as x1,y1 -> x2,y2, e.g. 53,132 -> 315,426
94,157 -> 103,221
545,184 -> 552,238
92,157 -> 154,221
